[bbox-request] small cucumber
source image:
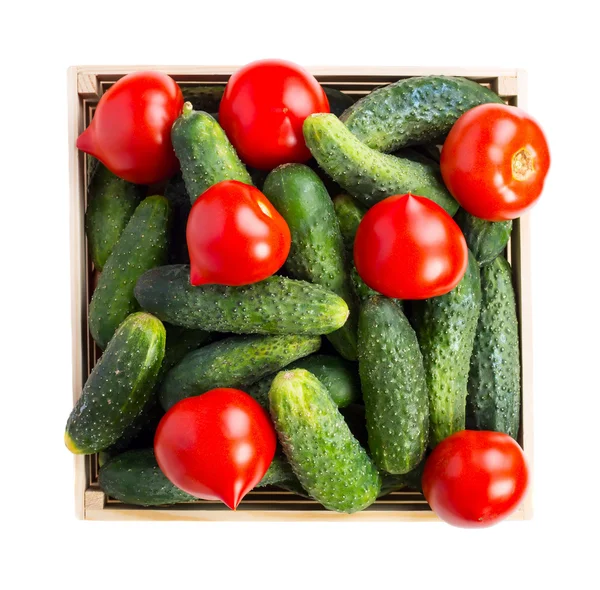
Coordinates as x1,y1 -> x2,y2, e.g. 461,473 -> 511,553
269,369 -> 381,513
135,265 -> 349,336
181,85 -> 225,112
171,103 -> 252,203
467,256 -> 521,438
341,75 -> 503,152
263,164 -> 358,360
159,334 -> 320,410
89,196 -> 170,349
454,208 -> 513,266
303,113 -> 458,215
163,173 -> 191,264
65,313 -> 166,454
323,86 -> 355,117
413,252 -> 482,447
85,162 -> 143,271
358,297 -> 429,474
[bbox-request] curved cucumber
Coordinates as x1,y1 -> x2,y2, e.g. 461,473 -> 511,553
303,113 -> 458,215
85,162 -> 143,271
263,164 -> 358,360
413,252 -> 482,447
467,256 -> 521,438
341,75 -> 503,152
171,103 -> 252,203
454,208 -> 513,266
135,265 -> 349,336
323,86 -> 355,117
163,173 -> 191,264
65,313 -> 166,454
358,297 -> 429,473
159,334 -> 320,410
89,196 -> 170,349
269,369 -> 381,513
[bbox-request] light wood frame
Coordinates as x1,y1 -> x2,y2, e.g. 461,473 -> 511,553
68,66 -> 532,521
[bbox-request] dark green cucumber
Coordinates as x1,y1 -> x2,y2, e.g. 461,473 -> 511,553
164,173 -> 191,264
467,256 -> 521,438
135,265 -> 349,336
269,369 -> 381,513
256,454 -> 301,488
159,334 -> 320,410
323,86 -> 355,117
332,194 -> 378,301
246,354 -> 361,410
89,196 -> 170,349
341,75 -> 503,152
454,208 -> 513,266
85,162 -> 143,271
304,113 -> 458,215
180,85 -> 225,112
263,164 -> 358,360
171,103 -> 252,204
358,297 -> 429,474
65,313 -> 166,454
413,252 -> 482,447
379,460 -> 425,496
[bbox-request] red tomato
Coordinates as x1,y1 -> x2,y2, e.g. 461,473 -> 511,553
154,388 -> 277,510
422,430 -> 529,528
441,103 -> 550,221
77,71 -> 183,185
353,194 -> 468,299
219,59 -> 329,170
186,180 -> 291,286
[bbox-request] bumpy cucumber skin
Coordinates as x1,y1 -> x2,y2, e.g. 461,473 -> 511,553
454,209 -> 513,266
171,105 -> 252,204
269,369 -> 381,513
159,334 -> 320,410
263,164 -> 358,360
135,265 -> 349,336
323,86 -> 355,117
89,196 -> 170,349
467,256 -> 521,438
65,313 -> 166,454
163,174 -> 191,264
85,162 -> 143,271
358,297 -> 429,474
304,113 -> 458,215
180,85 -> 225,112
413,252 -> 482,448
341,75 -> 504,152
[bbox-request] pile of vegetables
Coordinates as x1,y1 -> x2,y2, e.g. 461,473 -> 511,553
66,60 -> 549,528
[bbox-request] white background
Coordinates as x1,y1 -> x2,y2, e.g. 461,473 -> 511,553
1,1 -> 598,588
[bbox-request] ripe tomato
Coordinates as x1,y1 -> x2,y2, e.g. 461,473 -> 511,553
154,388 -> 277,510
422,430 -> 529,528
77,71 -> 183,185
441,103 -> 550,221
354,194 -> 468,299
219,59 -> 330,170
186,180 -> 291,286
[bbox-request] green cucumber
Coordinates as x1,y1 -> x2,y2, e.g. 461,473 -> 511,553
269,369 -> 381,513
358,297 -> 429,474
263,164 -> 358,360
65,313 -> 166,454
135,265 -> 349,336
341,75 -> 503,152
256,454 -> 301,489
89,196 -> 170,349
303,113 -> 458,215
379,460 -> 426,496
159,334 -> 320,410
413,252 -> 482,447
85,162 -> 144,271
164,173 -> 191,264
467,256 -> 521,438
454,208 -> 513,266
181,85 -> 225,112
246,354 -> 361,410
323,86 -> 355,117
171,103 -> 252,204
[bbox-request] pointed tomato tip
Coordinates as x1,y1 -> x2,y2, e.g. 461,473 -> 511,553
76,127 -> 96,155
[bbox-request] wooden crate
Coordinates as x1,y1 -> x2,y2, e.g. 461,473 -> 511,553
68,66 -> 533,521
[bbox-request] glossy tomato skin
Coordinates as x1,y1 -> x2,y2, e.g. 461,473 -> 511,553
353,194 -> 468,299
76,71 -> 183,185
154,388 -> 277,510
422,430 -> 529,528
441,103 -> 550,221
186,180 -> 291,286
219,59 -> 330,170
